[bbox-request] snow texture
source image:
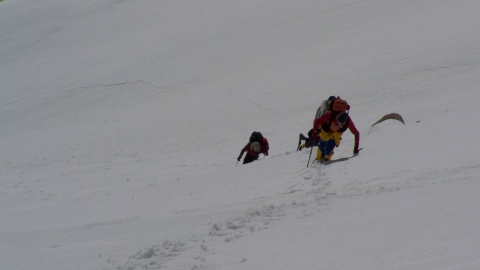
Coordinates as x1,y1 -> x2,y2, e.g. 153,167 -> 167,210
1,0 -> 480,269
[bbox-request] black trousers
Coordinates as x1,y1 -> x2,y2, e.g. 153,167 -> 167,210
243,154 -> 257,164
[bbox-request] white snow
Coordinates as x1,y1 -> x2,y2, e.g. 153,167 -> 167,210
1,0 -> 480,269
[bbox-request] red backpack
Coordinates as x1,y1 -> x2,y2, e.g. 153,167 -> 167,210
315,96 -> 350,119
329,97 -> 350,112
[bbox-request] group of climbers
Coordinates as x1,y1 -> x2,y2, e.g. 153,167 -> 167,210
237,96 -> 360,165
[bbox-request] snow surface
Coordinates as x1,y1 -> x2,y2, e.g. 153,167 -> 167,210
1,0 -> 480,269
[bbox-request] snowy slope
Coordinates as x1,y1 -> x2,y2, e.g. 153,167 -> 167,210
1,0 -> 480,269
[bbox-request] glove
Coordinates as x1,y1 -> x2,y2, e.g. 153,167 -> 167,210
237,156 -> 241,161
264,151 -> 269,156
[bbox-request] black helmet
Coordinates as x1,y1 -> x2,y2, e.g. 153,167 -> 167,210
337,112 -> 348,125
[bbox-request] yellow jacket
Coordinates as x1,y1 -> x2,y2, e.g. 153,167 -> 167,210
319,129 -> 343,147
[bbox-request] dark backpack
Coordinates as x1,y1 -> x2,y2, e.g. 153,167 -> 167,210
249,131 -> 263,143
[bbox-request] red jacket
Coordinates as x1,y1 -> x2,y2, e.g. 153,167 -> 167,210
239,138 -> 269,159
313,111 -> 360,152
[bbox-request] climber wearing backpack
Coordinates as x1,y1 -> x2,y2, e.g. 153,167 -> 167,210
312,98 -> 360,162
237,131 -> 269,164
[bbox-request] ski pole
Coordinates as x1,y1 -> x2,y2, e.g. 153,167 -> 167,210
297,134 -> 302,151
307,144 -> 314,168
